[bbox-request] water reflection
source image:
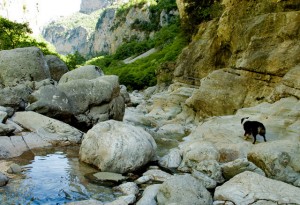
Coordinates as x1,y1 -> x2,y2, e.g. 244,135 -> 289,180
0,147 -> 120,204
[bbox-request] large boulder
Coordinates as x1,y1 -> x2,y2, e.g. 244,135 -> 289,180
45,55 -> 69,81
58,65 -> 103,84
12,111 -> 83,145
79,120 -> 157,173
0,47 -> 50,87
186,68 -> 274,117
0,84 -> 32,110
248,140 -> 300,187
26,85 -> 73,122
156,174 -> 212,205
58,74 -> 124,126
214,171 -> 300,205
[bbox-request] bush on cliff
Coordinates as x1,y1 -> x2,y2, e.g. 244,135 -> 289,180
181,0 -> 223,39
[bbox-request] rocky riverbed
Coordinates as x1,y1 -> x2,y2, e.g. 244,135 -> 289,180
0,46 -> 300,204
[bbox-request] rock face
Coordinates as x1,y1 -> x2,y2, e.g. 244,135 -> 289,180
42,23 -> 93,56
157,174 -> 213,205
79,120 -> 157,173
0,47 -> 50,87
42,2 -> 178,56
173,0 -> 300,118
214,171 -> 300,205
80,0 -> 111,14
80,0 -> 129,14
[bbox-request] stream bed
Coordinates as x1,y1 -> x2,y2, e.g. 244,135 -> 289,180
0,146 -> 122,205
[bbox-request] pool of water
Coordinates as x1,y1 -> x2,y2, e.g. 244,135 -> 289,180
0,146 -> 121,205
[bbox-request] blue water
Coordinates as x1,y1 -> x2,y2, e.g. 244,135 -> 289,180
0,147 -> 120,205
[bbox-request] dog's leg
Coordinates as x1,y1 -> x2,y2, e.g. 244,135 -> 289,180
262,134 -> 267,142
253,134 -> 257,144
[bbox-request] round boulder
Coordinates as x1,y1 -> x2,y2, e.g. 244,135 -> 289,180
79,120 -> 157,173
0,47 -> 50,87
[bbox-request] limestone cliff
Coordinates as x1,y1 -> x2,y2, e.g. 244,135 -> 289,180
80,0 -> 128,14
173,0 -> 300,117
42,2 -> 178,57
42,11 -> 100,56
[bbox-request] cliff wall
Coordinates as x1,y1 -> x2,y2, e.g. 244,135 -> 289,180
79,0 -> 129,14
172,0 -> 300,117
42,2 -> 178,57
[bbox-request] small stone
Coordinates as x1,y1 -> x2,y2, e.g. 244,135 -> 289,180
113,182 -> 139,195
7,163 -> 22,174
0,172 -> 9,186
135,175 -> 153,184
85,172 -> 127,186
142,169 -> 172,182
0,111 -> 8,123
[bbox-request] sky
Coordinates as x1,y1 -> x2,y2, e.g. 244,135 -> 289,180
0,0 -> 81,34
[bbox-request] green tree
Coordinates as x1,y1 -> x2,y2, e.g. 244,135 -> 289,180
0,16 -> 32,50
0,16 -> 58,57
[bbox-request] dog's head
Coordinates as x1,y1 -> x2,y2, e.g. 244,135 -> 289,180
241,117 -> 249,124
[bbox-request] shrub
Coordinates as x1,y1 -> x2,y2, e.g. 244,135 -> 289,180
65,51 -> 86,70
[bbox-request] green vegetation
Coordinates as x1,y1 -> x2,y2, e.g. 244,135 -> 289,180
86,20 -> 187,90
181,0 -> 224,38
0,16 -> 59,56
65,51 -> 87,70
85,0 -> 188,90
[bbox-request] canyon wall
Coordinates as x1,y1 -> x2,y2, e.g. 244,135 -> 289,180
172,0 -> 300,117
43,2 -> 178,57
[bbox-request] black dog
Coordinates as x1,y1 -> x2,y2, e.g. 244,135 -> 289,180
241,117 -> 266,144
